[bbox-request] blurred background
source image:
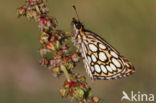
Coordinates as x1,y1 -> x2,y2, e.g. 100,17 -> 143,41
0,0 -> 156,103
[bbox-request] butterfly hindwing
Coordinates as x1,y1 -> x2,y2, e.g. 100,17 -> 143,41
80,30 -> 135,80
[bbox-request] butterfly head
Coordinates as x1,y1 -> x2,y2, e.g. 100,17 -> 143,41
72,18 -> 84,31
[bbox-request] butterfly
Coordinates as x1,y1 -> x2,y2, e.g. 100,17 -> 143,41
71,6 -> 135,80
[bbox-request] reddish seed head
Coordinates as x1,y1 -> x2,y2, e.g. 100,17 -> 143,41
18,7 -> 25,15
39,40 -> 44,44
40,58 -> 48,66
42,29 -> 46,32
64,56 -> 70,62
92,97 -> 100,103
50,59 -> 55,65
40,48 -> 48,56
46,42 -> 55,50
40,18 -> 47,25
81,83 -> 87,89
66,80 -> 76,88
60,88 -> 66,96
51,17 -> 55,23
51,36 -> 56,41
71,53 -> 80,62
72,89 -> 76,96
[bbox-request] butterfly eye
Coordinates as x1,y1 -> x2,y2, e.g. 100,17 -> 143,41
76,24 -> 81,29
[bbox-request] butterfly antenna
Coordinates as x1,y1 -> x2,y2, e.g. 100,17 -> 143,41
72,4 -> 80,21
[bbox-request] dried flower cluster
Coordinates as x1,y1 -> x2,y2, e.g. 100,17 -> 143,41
17,0 -> 101,103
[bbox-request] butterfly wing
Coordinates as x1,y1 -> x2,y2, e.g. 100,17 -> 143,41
80,30 -> 135,80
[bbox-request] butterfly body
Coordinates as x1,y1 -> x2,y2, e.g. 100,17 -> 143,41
72,18 -> 135,80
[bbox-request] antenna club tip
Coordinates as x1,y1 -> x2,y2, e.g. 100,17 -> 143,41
72,4 -> 76,9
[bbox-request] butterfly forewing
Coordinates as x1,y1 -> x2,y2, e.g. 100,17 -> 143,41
72,18 -> 135,80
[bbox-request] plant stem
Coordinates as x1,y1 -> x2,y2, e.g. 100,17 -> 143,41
61,65 -> 70,81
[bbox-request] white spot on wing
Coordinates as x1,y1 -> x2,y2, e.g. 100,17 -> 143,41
110,63 -> 117,71
110,51 -> 118,58
91,54 -> 97,62
87,56 -> 91,64
112,58 -> 121,68
106,65 -> 113,72
99,44 -> 106,49
99,52 -> 107,61
94,64 -> 101,73
90,66 -> 94,72
100,65 -> 107,74
88,44 -> 97,52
